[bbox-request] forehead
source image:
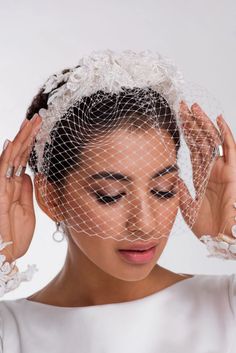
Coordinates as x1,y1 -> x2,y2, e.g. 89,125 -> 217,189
78,128 -> 177,180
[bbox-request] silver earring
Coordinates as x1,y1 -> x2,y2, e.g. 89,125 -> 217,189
52,221 -> 65,242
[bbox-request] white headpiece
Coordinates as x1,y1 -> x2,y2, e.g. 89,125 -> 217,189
35,49 -> 184,172
28,48 -> 224,247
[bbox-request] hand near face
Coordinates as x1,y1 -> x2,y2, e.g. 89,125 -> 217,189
178,101 -> 236,241
0,114 -> 42,263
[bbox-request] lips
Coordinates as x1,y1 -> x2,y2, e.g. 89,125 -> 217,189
118,245 -> 157,264
118,241 -> 158,251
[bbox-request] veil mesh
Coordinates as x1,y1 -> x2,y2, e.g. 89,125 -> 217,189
27,49 -> 223,244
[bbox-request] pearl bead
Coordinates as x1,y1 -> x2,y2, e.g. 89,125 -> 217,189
232,224 -> 236,238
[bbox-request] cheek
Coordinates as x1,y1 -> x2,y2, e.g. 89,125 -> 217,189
62,184 -> 179,240
63,189 -> 125,237
71,233 -> 122,274
154,198 -> 179,236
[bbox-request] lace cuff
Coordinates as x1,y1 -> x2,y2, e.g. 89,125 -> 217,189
0,237 -> 38,297
199,202 -> 236,260
200,234 -> 236,260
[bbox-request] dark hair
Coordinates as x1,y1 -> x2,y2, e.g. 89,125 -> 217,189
26,75 -> 180,186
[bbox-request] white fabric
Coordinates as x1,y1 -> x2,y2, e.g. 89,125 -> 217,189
0,274 -> 236,353
35,50 -> 183,172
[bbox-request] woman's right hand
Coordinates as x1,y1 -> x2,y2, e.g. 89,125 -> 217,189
0,114 -> 42,263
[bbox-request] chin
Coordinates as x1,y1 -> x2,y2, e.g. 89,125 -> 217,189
110,259 -> 157,282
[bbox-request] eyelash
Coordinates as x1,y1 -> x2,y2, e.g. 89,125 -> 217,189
93,190 -> 176,205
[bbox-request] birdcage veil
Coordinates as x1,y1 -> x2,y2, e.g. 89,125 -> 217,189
27,49 -> 224,244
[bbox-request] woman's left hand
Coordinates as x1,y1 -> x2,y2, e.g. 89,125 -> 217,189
178,101 -> 236,240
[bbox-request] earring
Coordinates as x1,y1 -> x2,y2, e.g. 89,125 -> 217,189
52,221 -> 65,242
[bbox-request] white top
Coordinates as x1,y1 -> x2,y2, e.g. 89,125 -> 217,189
0,274 -> 236,353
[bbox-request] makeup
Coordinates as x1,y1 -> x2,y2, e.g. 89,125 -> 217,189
118,245 -> 157,264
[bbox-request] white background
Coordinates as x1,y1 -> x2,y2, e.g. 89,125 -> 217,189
0,0 -> 236,300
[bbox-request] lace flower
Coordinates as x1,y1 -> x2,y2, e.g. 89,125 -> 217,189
34,49 -> 184,173
0,235 -> 38,297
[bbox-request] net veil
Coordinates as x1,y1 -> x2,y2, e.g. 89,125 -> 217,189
27,49 -> 224,244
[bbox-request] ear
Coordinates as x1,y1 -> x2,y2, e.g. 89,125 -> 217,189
34,173 -> 62,222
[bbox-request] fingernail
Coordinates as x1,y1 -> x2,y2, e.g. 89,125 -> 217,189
3,139 -> 10,151
5,165 -> 14,178
15,165 -> 26,177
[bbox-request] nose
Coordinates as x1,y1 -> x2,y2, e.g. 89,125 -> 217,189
126,190 -> 155,235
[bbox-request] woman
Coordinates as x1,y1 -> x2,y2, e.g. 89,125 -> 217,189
0,49 -> 235,352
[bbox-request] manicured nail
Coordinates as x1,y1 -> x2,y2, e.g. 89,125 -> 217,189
3,139 -> 10,151
15,165 -> 26,177
5,165 -> 14,178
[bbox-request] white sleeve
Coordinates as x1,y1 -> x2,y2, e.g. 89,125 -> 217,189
229,273 -> 236,314
0,310 -> 3,353
0,253 -> 38,298
228,273 -> 236,353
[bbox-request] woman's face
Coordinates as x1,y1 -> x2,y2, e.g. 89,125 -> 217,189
57,126 -> 179,281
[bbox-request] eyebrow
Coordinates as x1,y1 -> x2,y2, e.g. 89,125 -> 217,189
88,164 -> 179,182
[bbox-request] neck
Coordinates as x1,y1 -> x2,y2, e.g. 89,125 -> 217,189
31,239 -> 182,308
56,246 -> 164,307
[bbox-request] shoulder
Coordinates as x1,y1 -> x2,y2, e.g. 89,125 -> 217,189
176,273 -> 236,315
177,272 -> 236,294
0,298 -> 27,328
188,272 -> 236,293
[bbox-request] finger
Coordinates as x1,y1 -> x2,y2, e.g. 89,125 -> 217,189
14,119 -> 42,171
11,143 -> 32,203
190,103 -> 219,162
179,101 -> 208,149
19,118 -> 30,131
191,103 -> 222,145
11,132 -> 38,203
180,101 -> 220,178
2,115 -> 41,205
179,102 -> 219,202
0,140 -> 14,195
19,173 -> 34,211
9,120 -> 41,204
217,115 -> 236,165
3,115 -> 41,203
10,114 -> 42,170
179,101 -> 207,170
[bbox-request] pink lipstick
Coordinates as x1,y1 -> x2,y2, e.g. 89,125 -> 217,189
118,245 -> 157,264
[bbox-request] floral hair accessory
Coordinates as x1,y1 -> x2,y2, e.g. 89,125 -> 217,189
34,49 -> 184,173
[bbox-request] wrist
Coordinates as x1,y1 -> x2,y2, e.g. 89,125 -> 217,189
0,248 -> 15,263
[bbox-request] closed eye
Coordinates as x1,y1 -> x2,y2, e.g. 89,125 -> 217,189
93,189 -> 176,205
93,192 -> 126,204
150,189 -> 176,199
